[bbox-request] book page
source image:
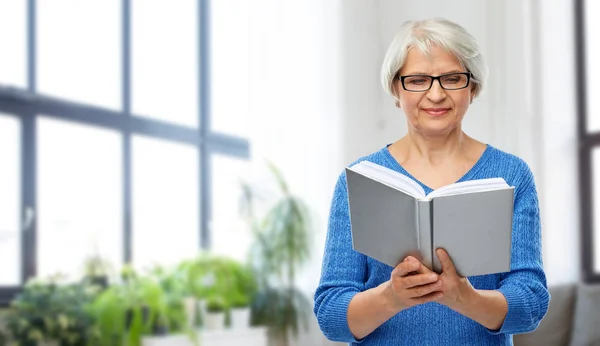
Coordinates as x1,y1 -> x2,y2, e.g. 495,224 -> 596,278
425,178 -> 509,199
351,161 -> 426,198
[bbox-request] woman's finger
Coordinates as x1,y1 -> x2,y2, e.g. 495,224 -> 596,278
406,280 -> 443,298
401,273 -> 439,289
392,257 -> 421,277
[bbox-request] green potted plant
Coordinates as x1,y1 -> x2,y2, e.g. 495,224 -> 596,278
151,313 -> 169,336
86,284 -> 128,346
182,252 -> 232,329
86,264 -> 164,346
5,276 -> 100,346
81,252 -> 113,289
0,330 -> 8,345
147,264 -> 197,337
241,161 -> 313,346
228,291 -> 251,329
175,259 -> 204,329
224,261 -> 257,329
204,298 -> 226,330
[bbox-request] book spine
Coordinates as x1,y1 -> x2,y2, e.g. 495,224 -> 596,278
417,200 -> 433,270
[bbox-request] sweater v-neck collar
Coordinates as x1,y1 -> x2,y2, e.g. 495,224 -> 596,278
380,143 -> 493,194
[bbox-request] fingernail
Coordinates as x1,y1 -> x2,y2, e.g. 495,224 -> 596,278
429,274 -> 437,281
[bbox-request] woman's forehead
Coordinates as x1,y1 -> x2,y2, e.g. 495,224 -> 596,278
400,45 -> 463,74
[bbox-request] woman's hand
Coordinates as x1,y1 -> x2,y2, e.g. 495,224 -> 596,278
434,248 -> 476,311
433,248 -> 509,330
384,256 -> 443,312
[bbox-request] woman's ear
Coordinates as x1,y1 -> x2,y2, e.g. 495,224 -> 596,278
392,83 -> 401,108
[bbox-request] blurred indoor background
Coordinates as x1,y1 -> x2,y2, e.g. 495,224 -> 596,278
0,0 -> 597,345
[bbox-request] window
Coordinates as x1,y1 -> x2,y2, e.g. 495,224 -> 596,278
577,0 -> 600,282
0,115 -> 21,286
210,154 -> 252,262
210,0 -> 250,137
37,117 -> 123,279
37,0 -> 122,110
131,0 -> 198,127
0,1 -> 27,88
0,0 -> 250,304
132,135 -> 199,269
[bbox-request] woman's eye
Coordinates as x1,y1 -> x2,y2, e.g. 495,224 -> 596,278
443,75 -> 466,84
408,79 -> 427,85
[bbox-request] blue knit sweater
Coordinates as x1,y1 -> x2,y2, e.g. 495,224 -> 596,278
313,144 -> 550,346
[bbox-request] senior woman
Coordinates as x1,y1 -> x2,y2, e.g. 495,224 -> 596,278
313,18 -> 549,345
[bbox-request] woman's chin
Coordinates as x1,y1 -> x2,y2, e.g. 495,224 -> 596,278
413,121 -> 460,136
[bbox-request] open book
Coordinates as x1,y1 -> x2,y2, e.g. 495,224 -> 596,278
345,161 -> 515,277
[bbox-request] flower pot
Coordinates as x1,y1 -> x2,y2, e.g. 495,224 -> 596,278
196,299 -> 206,315
196,299 -> 206,327
183,296 -> 197,327
88,275 -> 109,289
125,305 -> 150,330
204,312 -> 225,330
152,324 -> 169,336
38,341 -> 59,346
230,307 -> 251,329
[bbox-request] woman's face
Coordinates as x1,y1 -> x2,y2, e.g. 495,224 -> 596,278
396,45 -> 474,137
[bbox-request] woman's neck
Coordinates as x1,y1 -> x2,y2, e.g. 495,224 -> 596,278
395,128 -> 473,166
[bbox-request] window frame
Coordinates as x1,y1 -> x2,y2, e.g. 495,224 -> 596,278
576,0 -> 600,283
0,0 -> 249,305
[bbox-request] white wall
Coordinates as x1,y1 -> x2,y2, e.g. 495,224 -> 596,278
246,2 -> 346,345
338,1 -> 385,166
246,0 -> 344,295
537,0 -> 580,285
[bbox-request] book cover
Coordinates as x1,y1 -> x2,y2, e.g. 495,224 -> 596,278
345,161 -> 514,277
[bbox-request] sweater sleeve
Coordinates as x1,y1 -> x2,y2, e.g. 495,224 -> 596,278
313,173 -> 368,343
488,167 -> 550,335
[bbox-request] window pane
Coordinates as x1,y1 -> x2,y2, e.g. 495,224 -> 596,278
37,0 -> 121,110
37,117 -> 123,280
0,1 -> 27,88
211,155 -> 251,262
0,115 -> 21,285
132,136 -> 199,269
131,0 -> 198,127
586,0 -> 600,132
210,0 -> 250,137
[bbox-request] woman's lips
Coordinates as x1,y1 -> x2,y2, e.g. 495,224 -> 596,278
423,108 -> 450,116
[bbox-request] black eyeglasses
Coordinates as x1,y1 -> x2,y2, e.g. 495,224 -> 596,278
398,72 -> 471,92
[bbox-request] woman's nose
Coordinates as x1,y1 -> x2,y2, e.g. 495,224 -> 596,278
426,79 -> 447,102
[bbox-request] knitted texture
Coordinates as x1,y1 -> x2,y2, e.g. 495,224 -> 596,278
313,144 -> 550,346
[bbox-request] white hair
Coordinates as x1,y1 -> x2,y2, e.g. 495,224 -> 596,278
381,18 -> 489,101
